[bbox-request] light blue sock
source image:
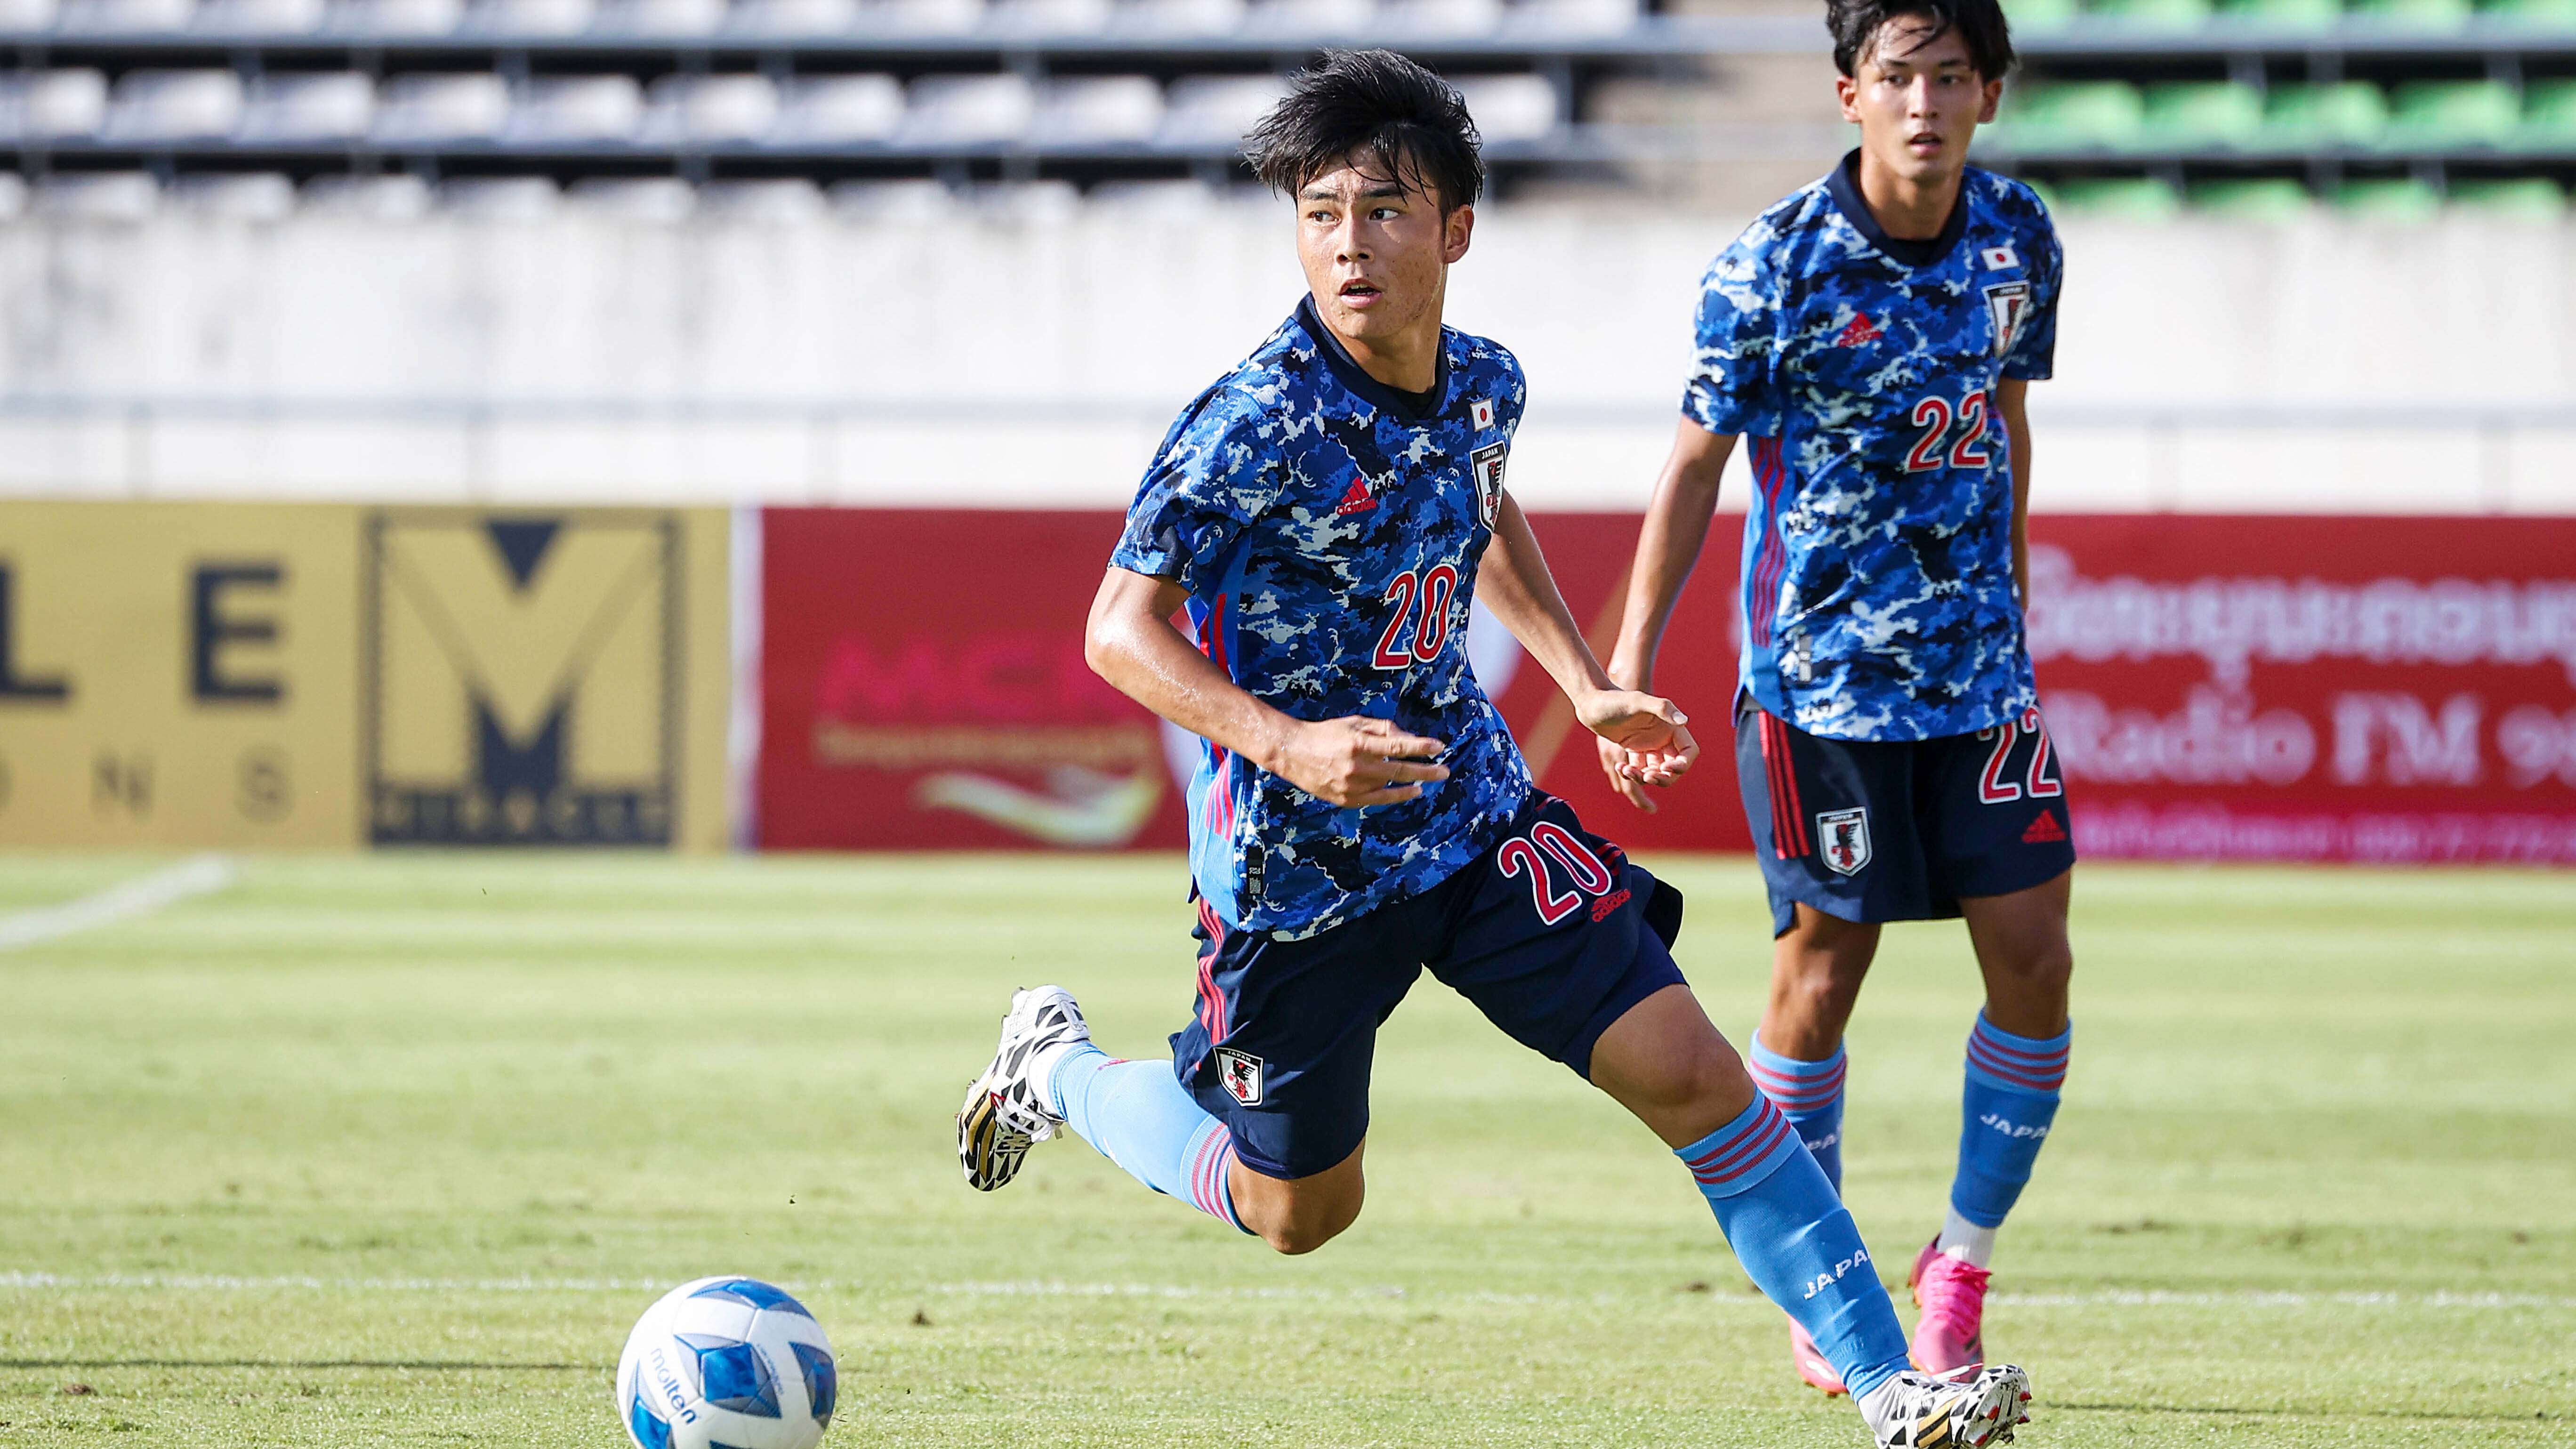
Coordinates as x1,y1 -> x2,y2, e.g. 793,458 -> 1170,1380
1953,1014 -> 2070,1228
1679,1095 -> 1911,1400
1047,1044 -> 1246,1231
1748,1032 -> 1847,1193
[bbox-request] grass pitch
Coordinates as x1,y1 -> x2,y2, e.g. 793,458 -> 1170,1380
0,851 -> 2569,1447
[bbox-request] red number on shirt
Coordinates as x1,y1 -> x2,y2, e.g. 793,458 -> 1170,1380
1373,570 -> 1419,669
1949,389 -> 1991,468
1376,563 -> 1461,670
1413,564 -> 1459,664
1905,396 -> 1954,472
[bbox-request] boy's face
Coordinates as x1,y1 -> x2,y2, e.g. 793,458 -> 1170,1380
1294,149 -> 1474,352
1835,18 -> 2003,186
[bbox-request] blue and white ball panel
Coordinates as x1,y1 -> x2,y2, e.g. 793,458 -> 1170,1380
616,1276 -> 837,1449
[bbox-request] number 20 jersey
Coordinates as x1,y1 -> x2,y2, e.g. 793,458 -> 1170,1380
1686,153 -> 2064,743
1111,298 -> 1534,941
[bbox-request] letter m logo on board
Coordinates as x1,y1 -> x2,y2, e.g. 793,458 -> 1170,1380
364,510 -> 683,846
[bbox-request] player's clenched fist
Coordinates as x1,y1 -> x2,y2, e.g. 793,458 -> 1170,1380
1265,716 -> 1450,807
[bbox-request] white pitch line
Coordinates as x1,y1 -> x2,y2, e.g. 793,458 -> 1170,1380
0,855 -> 236,952
0,1272 -> 2567,1312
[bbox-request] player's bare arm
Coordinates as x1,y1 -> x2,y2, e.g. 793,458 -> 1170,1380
1999,376 -> 2033,604
1083,566 -> 1450,809
1596,419 -> 1737,811
1474,490 -> 1698,788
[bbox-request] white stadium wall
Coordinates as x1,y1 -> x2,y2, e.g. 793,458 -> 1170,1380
0,199 -> 2570,512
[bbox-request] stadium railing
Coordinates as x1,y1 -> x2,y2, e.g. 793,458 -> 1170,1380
1,0 -> 2571,205
2,393 -> 2570,514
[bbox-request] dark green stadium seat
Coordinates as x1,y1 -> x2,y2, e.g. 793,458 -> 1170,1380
2263,81 -> 2390,145
2084,0 -> 2215,26
2477,0 -> 2576,25
2382,79 -> 2519,147
2333,178 -> 2444,217
2004,0 -> 2081,30
2141,81 -> 2266,147
2187,177 -> 2315,216
2053,177 -> 2183,216
1990,81 -> 2146,150
2447,177 -> 2570,215
2216,0 -> 2342,29
2523,78 -> 2576,146
2344,0 -> 2472,27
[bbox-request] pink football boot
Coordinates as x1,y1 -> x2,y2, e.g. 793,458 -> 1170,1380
1786,1317 -> 1848,1395
1908,1237 -> 1991,1373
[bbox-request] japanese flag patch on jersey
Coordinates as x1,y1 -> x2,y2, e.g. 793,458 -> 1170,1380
1471,443 -> 1508,528
1470,397 -> 1497,431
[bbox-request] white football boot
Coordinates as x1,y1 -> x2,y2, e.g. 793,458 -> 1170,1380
956,985 -> 1093,1192
1868,1363 -> 2032,1449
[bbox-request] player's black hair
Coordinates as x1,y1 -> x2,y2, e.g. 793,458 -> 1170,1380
1826,0 -> 2015,81
1245,48 -> 1484,212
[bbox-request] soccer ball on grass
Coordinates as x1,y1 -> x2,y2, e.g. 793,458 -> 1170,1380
616,1276 -> 837,1449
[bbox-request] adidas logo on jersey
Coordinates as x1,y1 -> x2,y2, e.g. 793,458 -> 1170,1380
2022,809 -> 2066,844
1833,313 -> 1882,347
1333,477 -> 1376,516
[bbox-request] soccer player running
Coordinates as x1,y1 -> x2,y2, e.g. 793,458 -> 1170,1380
1595,0 -> 2072,1399
956,48 -> 2031,1448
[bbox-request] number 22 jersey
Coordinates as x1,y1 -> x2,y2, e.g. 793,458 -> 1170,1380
1686,151 -> 2064,743
1111,297 -> 1534,941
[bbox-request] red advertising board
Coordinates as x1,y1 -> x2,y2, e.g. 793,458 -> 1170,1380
2023,516 -> 2576,864
758,507 -> 2576,864
757,508 -> 1190,851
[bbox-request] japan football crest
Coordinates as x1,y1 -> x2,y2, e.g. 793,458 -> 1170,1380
1983,282 -> 2033,359
1215,1047 -> 1265,1106
1815,807 -> 1871,876
1470,443 -> 1508,529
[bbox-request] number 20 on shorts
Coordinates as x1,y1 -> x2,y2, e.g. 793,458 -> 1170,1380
1497,822 -> 1616,926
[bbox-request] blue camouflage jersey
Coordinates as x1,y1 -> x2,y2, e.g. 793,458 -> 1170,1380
1112,297 -> 1534,940
1685,151 -> 2062,741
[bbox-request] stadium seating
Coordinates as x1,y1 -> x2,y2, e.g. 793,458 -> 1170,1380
0,0 -> 2567,214
2262,81 -> 2388,146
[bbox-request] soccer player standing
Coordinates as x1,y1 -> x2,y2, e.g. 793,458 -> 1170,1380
1598,0 -> 2074,1397
956,49 -> 2031,1449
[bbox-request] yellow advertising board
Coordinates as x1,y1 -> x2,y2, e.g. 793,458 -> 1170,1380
0,501 -> 730,851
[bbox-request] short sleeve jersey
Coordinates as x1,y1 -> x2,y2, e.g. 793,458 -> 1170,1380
1112,297 -> 1534,939
1684,152 -> 2063,741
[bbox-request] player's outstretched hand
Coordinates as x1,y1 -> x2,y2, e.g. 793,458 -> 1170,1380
1272,716 -> 1450,808
1578,690 -> 1697,814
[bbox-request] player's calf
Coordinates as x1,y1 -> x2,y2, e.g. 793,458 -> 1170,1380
956,986 -> 1256,1235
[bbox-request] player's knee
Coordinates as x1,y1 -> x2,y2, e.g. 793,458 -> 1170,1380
1257,1192 -> 1361,1256
1774,964 -> 1866,1033
1992,940 -> 2074,995
1626,1042 -> 1750,1125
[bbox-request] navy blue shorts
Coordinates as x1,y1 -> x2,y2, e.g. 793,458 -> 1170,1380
1168,792 -> 1687,1181
1736,700 -> 2077,938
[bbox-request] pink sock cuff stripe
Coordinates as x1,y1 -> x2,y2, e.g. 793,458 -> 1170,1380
1746,1035 -> 1847,1109
1680,1099 -> 1801,1193
1748,1061 -> 1847,1108
1186,1124 -> 1242,1229
1966,1018 -> 2070,1092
